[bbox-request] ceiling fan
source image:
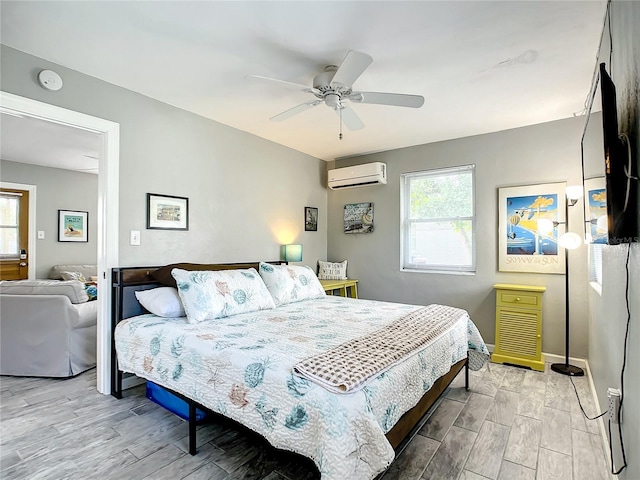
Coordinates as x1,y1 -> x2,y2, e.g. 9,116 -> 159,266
247,50 -> 425,138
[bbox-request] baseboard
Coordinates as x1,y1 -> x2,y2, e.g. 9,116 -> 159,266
584,360 -> 612,471
484,343 -> 588,369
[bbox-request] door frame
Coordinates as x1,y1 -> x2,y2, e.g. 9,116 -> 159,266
0,91 -> 119,395
0,182 -> 37,279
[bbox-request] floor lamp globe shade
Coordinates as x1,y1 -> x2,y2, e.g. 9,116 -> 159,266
537,219 -> 554,235
559,232 -> 582,250
565,185 -> 584,202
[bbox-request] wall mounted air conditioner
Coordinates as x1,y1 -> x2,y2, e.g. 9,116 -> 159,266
327,162 -> 387,190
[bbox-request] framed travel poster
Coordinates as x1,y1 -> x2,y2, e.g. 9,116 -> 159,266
498,182 -> 566,274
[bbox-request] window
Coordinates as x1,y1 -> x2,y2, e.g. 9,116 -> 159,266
401,165 -> 475,273
0,193 -> 20,258
589,243 -> 603,292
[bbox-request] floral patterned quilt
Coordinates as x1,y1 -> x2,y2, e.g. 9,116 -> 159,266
115,296 -> 489,480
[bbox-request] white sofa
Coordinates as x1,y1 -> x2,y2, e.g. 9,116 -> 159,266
0,265 -> 98,377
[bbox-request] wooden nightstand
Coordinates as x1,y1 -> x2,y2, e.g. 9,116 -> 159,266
491,284 -> 546,371
319,279 -> 358,298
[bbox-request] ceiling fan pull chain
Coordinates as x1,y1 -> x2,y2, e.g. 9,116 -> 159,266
339,107 -> 343,140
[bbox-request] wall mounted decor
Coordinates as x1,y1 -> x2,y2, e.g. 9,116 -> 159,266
58,209 -> 88,242
147,193 -> 189,230
583,177 -> 607,244
344,202 -> 374,234
305,207 -> 318,232
498,182 -> 566,274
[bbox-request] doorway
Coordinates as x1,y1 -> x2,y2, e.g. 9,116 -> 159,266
0,91 -> 119,394
0,186 -> 32,280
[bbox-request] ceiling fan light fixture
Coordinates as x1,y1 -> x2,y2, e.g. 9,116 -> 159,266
325,93 -> 340,109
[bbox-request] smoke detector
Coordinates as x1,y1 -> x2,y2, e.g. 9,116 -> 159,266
38,70 -> 63,91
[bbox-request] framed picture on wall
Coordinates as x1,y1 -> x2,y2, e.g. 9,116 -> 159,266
344,202 -> 374,234
147,193 -> 189,230
498,182 -> 566,274
583,177 -> 607,244
58,209 -> 88,242
305,207 -> 318,231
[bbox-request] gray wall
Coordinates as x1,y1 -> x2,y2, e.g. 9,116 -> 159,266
586,1 -> 639,478
1,160 -> 98,278
328,116 -> 589,358
1,45 -> 327,270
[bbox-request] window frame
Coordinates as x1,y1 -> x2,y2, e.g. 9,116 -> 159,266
400,164 -> 476,274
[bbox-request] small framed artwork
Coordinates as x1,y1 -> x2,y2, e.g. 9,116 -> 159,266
344,202 -> 374,234
305,207 -> 318,231
58,209 -> 89,242
498,182 -> 566,274
147,193 -> 189,230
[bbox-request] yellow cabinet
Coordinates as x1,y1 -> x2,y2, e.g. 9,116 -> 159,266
491,284 -> 546,371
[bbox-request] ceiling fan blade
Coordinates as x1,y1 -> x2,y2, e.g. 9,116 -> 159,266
246,75 -> 320,95
330,51 -> 373,88
270,101 -> 322,122
349,91 -> 425,108
335,106 -> 365,131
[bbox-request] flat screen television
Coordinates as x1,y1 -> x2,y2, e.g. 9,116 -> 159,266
599,62 -> 639,245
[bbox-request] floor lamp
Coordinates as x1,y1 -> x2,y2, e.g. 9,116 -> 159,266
551,186 -> 585,377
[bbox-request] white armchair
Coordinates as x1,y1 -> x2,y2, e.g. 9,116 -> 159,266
0,268 -> 98,377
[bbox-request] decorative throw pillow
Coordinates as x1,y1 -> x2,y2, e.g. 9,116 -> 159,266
60,271 -> 87,283
135,287 -> 184,318
85,284 -> 98,301
317,260 -> 348,280
171,268 -> 275,323
258,262 -> 326,306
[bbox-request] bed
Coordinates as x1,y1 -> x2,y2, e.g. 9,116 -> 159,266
111,262 -> 489,480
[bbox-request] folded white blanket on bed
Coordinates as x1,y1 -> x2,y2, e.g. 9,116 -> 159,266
293,304 -> 467,393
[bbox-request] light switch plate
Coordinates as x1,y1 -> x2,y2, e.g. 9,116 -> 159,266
37,231 -> 45,239
130,230 -> 141,246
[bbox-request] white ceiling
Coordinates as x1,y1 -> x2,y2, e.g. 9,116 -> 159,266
0,1 -> 606,162
0,112 -> 101,174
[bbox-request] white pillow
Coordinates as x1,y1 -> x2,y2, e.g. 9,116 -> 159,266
317,260 -> 348,280
258,262 -> 326,306
135,287 -> 185,318
171,268 -> 275,323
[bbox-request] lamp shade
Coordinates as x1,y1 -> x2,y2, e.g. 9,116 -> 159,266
559,232 -> 582,250
283,244 -> 303,262
537,219 -> 554,235
565,185 -> 584,201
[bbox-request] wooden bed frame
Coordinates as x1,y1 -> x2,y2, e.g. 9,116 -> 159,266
110,264 -> 469,463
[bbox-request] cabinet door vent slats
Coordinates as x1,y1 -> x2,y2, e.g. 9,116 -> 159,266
491,284 -> 545,371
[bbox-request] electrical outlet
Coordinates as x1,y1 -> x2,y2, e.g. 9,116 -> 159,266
607,388 -> 621,423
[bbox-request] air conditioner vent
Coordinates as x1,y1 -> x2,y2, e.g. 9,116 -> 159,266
328,162 -> 387,190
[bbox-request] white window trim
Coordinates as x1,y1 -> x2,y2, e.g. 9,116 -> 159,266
400,164 -> 476,274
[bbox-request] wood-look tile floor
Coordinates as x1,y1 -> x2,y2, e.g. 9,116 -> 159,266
0,362 -> 612,480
